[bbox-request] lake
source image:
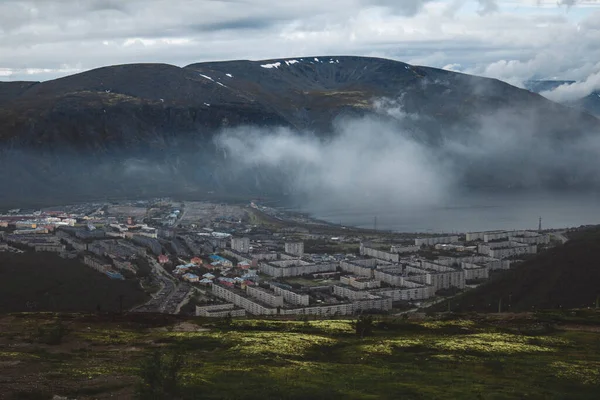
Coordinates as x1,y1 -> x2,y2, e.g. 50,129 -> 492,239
297,192 -> 600,233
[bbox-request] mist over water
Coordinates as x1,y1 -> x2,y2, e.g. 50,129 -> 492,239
298,192 -> 600,233
215,96 -> 600,232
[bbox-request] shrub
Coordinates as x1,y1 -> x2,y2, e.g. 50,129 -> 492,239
135,349 -> 186,399
353,314 -> 374,338
35,319 -> 68,345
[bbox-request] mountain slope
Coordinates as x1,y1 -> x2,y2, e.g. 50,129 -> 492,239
1,56 -> 600,204
3,57 -> 598,149
435,227 -> 600,313
525,80 -> 600,117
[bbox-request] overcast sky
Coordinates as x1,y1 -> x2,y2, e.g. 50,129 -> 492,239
1,0 -> 600,98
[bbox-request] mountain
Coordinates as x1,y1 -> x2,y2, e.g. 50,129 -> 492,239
433,227 -> 600,313
573,91 -> 600,117
525,80 -> 600,117
1,56 -> 600,205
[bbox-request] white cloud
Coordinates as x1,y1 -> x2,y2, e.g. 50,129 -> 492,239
542,70 -> 600,102
0,0 -> 599,102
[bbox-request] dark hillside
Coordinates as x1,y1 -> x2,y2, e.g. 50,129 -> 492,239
435,227 -> 600,313
1,56 -> 600,204
0,252 -> 148,312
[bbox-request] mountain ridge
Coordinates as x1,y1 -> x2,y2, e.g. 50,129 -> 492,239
1,56 -> 600,204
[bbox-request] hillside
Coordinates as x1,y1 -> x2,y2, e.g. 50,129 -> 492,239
525,80 -> 600,117
434,227 -> 600,313
0,252 -> 149,313
1,56 -> 600,204
2,57 -> 598,149
0,312 -> 599,399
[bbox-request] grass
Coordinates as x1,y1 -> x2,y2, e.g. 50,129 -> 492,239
0,312 -> 599,399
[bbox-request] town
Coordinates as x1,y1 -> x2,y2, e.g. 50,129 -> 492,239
0,199 -> 568,317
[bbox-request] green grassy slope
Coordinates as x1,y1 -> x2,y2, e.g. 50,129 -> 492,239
0,313 -> 599,399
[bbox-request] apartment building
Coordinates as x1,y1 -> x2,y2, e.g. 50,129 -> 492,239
83,255 -> 111,273
371,282 -> 435,301
414,236 -> 459,247
211,284 -> 278,315
359,243 -> 400,263
333,285 -> 373,301
461,262 -> 490,280
246,286 -> 284,307
284,241 -> 304,257
405,262 -> 465,291
270,283 -> 310,306
279,303 -> 353,316
478,242 -> 537,258
390,244 -> 420,254
34,243 -> 66,253
231,237 -> 251,253
373,266 -> 406,287
340,258 -> 392,278
259,260 -> 337,278
196,303 -> 246,318
339,275 -> 381,290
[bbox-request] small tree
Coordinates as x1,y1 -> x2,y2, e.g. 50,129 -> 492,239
36,319 -> 68,345
353,314 -> 374,338
136,349 -> 186,399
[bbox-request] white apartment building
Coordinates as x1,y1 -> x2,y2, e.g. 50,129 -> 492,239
511,233 -> 550,245
246,286 -> 284,307
196,303 -> 246,318
353,296 -> 393,312
371,282 -> 435,301
339,275 -> 381,290
390,245 -> 420,254
34,243 -> 66,253
359,243 -> 400,263
461,262 -> 490,280
83,255 -> 111,273
405,263 -> 465,291
211,284 -> 278,315
284,241 -> 305,257
438,255 -> 511,271
259,260 -> 337,278
483,231 -> 527,242
279,303 -> 354,316
333,285 -> 373,301
270,284 -> 310,306
414,236 -> 459,247
478,242 -> 537,258
488,244 -> 537,259
373,266 -> 406,287
340,258 -> 392,278
231,237 -> 251,253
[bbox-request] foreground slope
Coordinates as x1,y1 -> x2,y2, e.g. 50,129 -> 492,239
435,227 -> 600,313
0,313 -> 599,399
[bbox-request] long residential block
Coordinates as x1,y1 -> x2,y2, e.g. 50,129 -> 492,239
196,303 -> 246,318
211,284 -> 278,315
414,236 -> 459,246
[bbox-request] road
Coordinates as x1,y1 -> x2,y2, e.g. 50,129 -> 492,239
131,256 -> 178,313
